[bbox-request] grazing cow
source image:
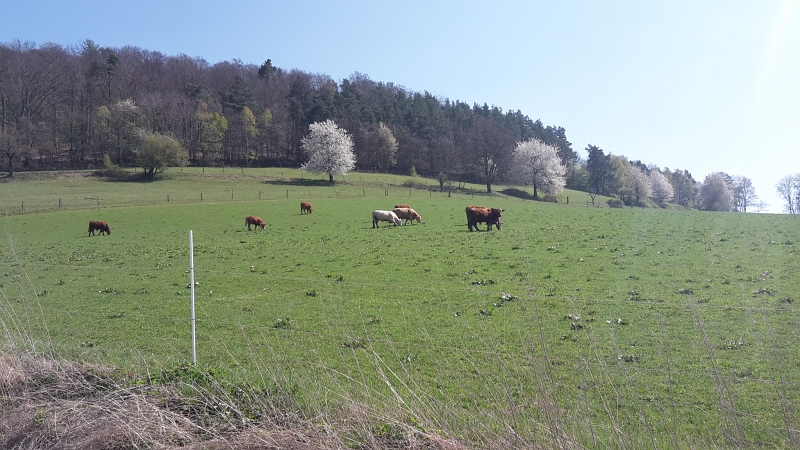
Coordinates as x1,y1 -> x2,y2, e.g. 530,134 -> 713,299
392,207 -> 423,225
394,204 -> 411,209
245,215 -> 266,230
465,206 -> 503,231
372,210 -> 402,228
300,202 -> 313,214
88,220 -> 111,236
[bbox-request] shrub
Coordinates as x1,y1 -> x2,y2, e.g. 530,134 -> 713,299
96,154 -> 130,179
607,198 -> 624,208
543,193 -> 559,203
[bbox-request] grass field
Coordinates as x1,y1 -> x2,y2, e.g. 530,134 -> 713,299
1,168 -> 799,448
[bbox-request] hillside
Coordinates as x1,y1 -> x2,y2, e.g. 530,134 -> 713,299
1,170 -> 798,448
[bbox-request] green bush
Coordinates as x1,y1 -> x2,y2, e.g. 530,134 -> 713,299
96,154 -> 130,179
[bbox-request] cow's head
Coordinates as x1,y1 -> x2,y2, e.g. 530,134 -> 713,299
496,221 -> 503,230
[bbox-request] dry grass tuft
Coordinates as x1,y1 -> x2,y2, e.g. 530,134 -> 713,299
0,350 -> 469,450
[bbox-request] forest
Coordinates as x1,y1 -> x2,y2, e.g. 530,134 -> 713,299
0,39 -> 764,210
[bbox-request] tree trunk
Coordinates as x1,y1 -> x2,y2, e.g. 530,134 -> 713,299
486,182 -> 492,193
329,173 -> 334,184
6,155 -> 14,177
533,183 -> 538,199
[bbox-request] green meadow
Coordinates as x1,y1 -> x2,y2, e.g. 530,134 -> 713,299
1,168 -> 799,448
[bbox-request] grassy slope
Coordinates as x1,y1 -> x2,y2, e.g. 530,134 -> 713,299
1,169 -> 798,448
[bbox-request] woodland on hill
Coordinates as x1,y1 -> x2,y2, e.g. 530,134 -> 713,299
0,40 -> 570,178
1,39 -> 767,211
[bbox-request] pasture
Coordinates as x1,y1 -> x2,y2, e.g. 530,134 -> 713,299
1,169 -> 799,448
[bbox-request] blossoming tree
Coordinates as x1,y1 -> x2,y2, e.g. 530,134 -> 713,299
300,120 -> 356,184
512,138 -> 566,199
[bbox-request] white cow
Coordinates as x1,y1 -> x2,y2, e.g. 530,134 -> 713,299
372,210 -> 402,228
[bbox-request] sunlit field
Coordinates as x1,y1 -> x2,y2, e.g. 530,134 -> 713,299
2,169 -> 798,448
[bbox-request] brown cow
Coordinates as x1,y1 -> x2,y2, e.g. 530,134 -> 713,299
394,204 -> 411,209
245,216 -> 266,230
88,220 -> 111,236
392,207 -> 422,225
465,206 -> 503,231
300,202 -> 313,214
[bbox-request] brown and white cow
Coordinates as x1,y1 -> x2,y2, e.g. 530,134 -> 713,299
392,207 -> 422,225
465,206 -> 503,232
245,215 -> 266,230
300,202 -> 313,214
88,220 -> 111,236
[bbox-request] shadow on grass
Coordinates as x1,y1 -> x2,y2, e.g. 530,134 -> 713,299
95,172 -> 159,183
498,188 -> 538,201
264,178 -> 332,187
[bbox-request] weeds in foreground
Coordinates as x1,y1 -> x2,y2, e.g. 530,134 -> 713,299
0,349 -> 471,450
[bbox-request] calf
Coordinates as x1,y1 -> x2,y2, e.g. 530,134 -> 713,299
300,202 -> 313,214
245,215 -> 266,230
372,210 -> 402,228
465,206 -> 503,231
392,207 -> 422,225
88,220 -> 111,236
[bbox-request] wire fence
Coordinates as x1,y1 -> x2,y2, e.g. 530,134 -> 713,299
1,186 -> 523,216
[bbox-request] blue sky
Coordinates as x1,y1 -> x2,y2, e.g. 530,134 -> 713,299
4,0 -> 799,212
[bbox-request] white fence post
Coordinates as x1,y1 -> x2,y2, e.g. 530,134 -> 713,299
189,230 -> 197,365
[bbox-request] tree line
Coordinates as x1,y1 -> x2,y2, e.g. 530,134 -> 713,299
0,40 -> 572,184
2,39 -> 789,212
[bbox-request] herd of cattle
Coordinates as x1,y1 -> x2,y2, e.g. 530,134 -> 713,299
88,202 -> 504,236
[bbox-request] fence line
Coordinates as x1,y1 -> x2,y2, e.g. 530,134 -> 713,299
1,185 -> 535,217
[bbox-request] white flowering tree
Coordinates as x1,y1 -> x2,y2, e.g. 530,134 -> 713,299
624,166 -> 652,204
512,138 -> 566,199
649,170 -> 674,206
300,120 -> 356,184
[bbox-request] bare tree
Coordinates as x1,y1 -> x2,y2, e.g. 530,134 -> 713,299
467,117 -> 515,193
0,40 -> 65,175
751,200 -> 769,213
776,174 -> 800,214
731,175 -> 758,213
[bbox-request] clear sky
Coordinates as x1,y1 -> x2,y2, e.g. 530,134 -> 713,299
4,0 -> 799,212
